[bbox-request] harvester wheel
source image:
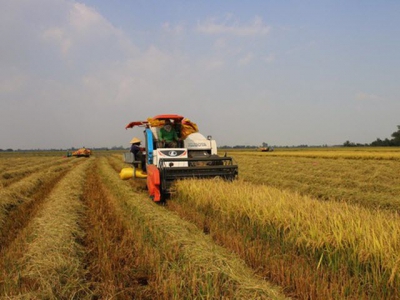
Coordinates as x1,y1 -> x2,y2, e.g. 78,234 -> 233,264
159,191 -> 169,204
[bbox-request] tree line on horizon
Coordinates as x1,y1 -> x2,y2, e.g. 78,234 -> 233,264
343,125 -> 400,147
1,126 -> 399,152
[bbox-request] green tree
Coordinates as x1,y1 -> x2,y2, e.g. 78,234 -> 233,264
391,125 -> 400,146
343,140 -> 356,147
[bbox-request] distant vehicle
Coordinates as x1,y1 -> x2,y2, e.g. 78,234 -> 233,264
72,148 -> 91,157
258,147 -> 273,152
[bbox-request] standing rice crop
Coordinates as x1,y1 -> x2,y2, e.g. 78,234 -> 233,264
171,179 -> 400,299
234,153 -> 400,210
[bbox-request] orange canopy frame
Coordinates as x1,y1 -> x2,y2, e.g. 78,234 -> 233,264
152,114 -> 184,121
125,114 -> 185,129
125,121 -> 147,129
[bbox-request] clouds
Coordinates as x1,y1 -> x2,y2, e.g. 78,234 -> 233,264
355,92 -> 382,102
1,1 -> 400,149
0,73 -> 26,95
41,2 -> 110,57
42,27 -> 72,56
69,2 -> 105,31
194,15 -> 273,68
162,22 -> 185,35
41,2 -> 138,67
238,53 -> 254,66
0,1 -> 133,148
197,15 -> 271,37
263,53 -> 275,63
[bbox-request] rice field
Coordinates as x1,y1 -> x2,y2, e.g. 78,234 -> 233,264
0,148 -> 399,299
232,148 -> 400,210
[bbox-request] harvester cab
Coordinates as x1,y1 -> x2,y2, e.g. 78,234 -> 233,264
124,114 -> 238,202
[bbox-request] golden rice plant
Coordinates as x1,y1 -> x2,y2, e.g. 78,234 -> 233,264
0,157 -> 44,187
232,147 -> 400,160
0,157 -> 73,188
0,155 -> 60,170
171,179 -> 400,299
3,159 -> 93,299
97,157 -> 288,299
0,158 -> 81,232
233,153 -> 400,210
0,156 -> 50,175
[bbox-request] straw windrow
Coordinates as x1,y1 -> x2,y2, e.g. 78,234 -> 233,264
0,159 -> 80,231
0,157 -> 68,188
12,159 -> 92,299
98,157 -> 288,299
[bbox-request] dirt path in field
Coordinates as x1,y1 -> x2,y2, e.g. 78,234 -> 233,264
80,161 -> 153,299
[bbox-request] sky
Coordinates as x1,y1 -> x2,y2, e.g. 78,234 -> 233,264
1,0 -> 400,149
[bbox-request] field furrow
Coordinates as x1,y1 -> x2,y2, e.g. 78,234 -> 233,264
0,158 -> 92,298
0,157 -> 75,188
80,160 -> 152,299
0,168 -> 72,255
0,152 -> 70,174
0,158 -> 83,233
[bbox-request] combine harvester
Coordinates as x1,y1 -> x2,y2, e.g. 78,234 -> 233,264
71,147 -> 91,157
123,114 -> 238,202
258,146 -> 274,152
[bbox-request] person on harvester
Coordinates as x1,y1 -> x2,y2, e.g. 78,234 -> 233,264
159,119 -> 179,148
130,137 -> 146,172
